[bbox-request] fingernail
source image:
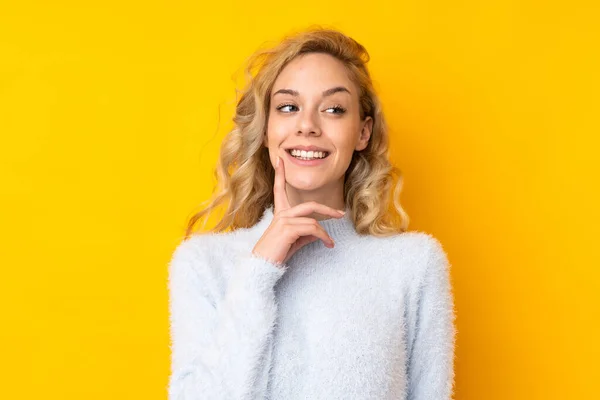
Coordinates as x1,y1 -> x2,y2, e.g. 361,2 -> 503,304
337,209 -> 345,215
276,157 -> 280,167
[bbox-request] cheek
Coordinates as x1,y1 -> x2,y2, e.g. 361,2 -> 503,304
265,118 -> 278,146
267,116 -> 293,144
328,127 -> 360,153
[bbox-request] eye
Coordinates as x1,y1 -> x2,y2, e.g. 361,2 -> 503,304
276,103 -> 298,113
325,105 -> 347,114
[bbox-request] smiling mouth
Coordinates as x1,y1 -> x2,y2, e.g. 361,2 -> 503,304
285,149 -> 331,160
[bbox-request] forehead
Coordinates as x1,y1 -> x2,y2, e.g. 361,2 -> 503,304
272,52 -> 356,97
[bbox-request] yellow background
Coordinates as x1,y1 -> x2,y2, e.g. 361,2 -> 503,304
1,1 -> 598,398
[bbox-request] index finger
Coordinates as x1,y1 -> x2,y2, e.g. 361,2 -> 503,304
273,156 -> 290,214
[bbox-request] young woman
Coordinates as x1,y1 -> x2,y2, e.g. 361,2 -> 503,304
167,27 -> 456,399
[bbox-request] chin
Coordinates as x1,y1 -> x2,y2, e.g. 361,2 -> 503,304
286,176 -> 325,191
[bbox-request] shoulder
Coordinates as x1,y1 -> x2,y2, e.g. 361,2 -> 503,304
367,230 -> 449,282
397,231 -> 452,289
369,230 -> 444,260
393,231 -> 447,262
167,228 -> 255,285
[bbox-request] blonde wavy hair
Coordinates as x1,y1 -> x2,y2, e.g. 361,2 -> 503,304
184,26 -> 409,239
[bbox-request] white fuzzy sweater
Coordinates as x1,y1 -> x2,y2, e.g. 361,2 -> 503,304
167,205 -> 456,399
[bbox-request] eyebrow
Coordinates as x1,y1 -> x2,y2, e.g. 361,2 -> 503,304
272,86 -> 351,98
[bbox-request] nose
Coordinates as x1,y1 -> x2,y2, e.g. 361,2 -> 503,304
297,109 -> 321,136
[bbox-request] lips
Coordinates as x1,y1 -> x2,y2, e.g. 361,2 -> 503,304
284,148 -> 330,166
285,149 -> 330,158
284,145 -> 330,153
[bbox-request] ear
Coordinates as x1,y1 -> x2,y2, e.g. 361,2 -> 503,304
355,116 -> 373,152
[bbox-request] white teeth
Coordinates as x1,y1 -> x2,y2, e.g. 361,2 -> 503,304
289,149 -> 328,160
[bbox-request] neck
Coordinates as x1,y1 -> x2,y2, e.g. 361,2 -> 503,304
284,180 -> 345,220
254,204 -> 357,245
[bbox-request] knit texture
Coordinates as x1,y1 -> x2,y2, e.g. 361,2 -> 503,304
167,205 -> 456,399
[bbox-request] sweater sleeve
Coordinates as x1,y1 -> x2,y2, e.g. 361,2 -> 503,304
167,236 -> 288,400
406,237 -> 457,400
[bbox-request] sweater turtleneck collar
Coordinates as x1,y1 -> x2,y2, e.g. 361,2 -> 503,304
252,204 -> 358,245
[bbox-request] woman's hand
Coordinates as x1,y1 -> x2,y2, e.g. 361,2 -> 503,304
252,156 -> 345,267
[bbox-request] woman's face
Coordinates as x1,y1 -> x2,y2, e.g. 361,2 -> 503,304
265,52 -> 373,193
